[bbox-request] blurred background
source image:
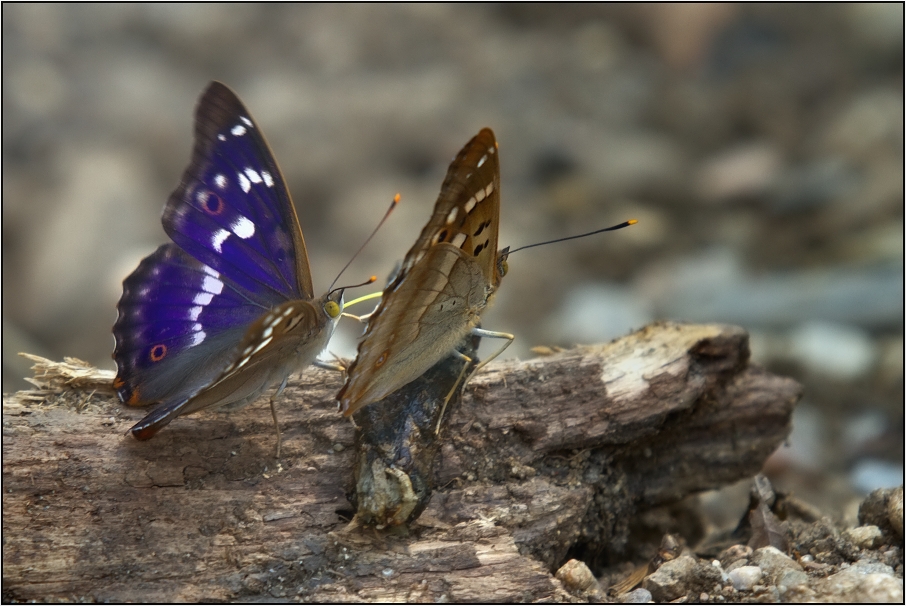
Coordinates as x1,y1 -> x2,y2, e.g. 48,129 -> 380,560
3,5 -> 902,518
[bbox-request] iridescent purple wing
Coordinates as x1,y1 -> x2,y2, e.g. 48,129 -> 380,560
162,82 -> 313,302
113,243 -> 261,407
113,82 -> 312,413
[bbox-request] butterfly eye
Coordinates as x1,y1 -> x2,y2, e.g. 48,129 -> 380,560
324,300 -> 341,318
500,260 -> 508,276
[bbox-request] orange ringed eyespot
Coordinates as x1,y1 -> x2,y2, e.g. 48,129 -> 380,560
200,191 -> 225,215
375,351 -> 389,368
149,344 -> 168,362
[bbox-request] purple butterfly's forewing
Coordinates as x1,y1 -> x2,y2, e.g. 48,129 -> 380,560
113,82 -> 320,440
162,83 -> 313,302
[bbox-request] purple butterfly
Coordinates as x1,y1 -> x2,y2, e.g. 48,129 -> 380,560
113,82 -> 344,452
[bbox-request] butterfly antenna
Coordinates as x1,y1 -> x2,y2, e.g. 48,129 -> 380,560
328,276 -> 377,299
329,193 -> 400,292
507,219 -> 637,255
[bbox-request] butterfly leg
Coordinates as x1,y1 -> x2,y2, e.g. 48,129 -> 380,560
469,328 -> 515,375
341,311 -> 375,323
313,358 -> 346,373
270,376 -> 289,459
434,329 -> 514,434
435,350 -> 474,435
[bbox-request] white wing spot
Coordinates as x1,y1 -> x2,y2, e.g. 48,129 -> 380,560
451,233 -> 467,248
262,171 -> 274,187
190,331 -> 206,346
251,336 -> 273,355
477,154 -> 487,168
485,182 -> 494,196
218,134 -> 226,141
238,172 -> 251,193
202,275 -> 224,294
488,146 -> 496,154
244,167 -> 262,183
194,292 -> 213,306
189,306 -> 203,321
281,307 -> 295,318
464,197 -> 478,213
240,116 -> 253,127
231,124 -> 247,137
262,325 -> 274,339
203,265 -> 220,278
231,215 -> 255,239
446,207 -> 458,225
214,174 -> 228,189
211,229 -> 230,253
475,187 -> 486,202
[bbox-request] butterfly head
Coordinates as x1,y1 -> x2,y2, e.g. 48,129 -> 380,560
322,288 -> 345,323
496,247 -> 511,283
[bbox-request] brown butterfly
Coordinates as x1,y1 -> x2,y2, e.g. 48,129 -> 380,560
337,128 -> 513,417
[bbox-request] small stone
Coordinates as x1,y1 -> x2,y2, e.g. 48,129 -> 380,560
619,587 -> 652,603
725,558 -> 748,573
717,544 -> 752,569
859,485 -> 904,538
816,561 -> 903,602
555,558 -> 598,592
749,546 -> 803,585
844,524 -> 883,549
727,566 -> 762,591
643,554 -> 696,602
776,569 -> 810,596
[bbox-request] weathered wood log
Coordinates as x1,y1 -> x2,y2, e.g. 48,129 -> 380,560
2,322 -> 800,602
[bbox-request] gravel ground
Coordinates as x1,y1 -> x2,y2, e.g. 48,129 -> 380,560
3,5 -> 902,600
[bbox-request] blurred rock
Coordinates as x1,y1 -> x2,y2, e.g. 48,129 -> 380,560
642,554 -> 696,602
789,321 -> 876,380
858,486 -> 904,539
543,283 -> 653,345
695,142 -> 781,204
642,555 -> 722,602
749,546 -> 802,585
842,525 -> 883,550
618,587 -> 652,604
851,460 -> 904,495
824,88 -> 904,160
640,249 -> 903,331
727,565 -> 761,591
771,157 -> 860,213
814,560 -> 903,603
846,3 -> 905,56
555,558 -> 599,593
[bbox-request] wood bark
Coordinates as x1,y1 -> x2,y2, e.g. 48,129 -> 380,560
2,322 -> 800,602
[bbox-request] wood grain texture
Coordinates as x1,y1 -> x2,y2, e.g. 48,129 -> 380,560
2,322 -> 800,602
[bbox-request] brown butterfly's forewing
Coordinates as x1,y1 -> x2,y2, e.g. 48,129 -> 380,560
338,128 -> 503,416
